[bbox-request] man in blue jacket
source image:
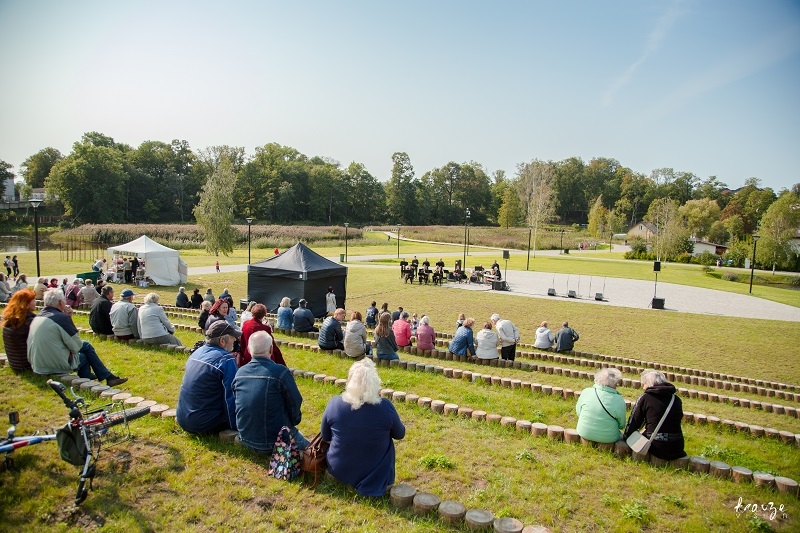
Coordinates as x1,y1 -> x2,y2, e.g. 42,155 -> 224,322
176,321 -> 240,435
234,331 -> 308,454
318,308 -> 345,350
292,299 -> 318,333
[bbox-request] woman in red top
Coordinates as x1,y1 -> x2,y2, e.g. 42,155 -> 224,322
239,304 -> 285,367
391,311 -> 413,347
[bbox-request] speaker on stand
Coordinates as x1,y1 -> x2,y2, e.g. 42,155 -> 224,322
652,261 -> 664,309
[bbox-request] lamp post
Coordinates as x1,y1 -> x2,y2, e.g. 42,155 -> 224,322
609,232 -> 613,253
526,225 -> 532,270
29,199 -> 42,277
396,224 -> 401,258
463,208 -> 471,268
560,229 -> 565,251
749,234 -> 760,294
344,222 -> 349,263
245,217 -> 253,264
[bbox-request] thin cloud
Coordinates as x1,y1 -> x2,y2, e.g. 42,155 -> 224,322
602,1 -> 686,107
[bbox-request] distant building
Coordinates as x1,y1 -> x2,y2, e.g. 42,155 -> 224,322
31,188 -> 46,201
689,238 -> 727,257
2,176 -> 14,202
627,221 -> 658,242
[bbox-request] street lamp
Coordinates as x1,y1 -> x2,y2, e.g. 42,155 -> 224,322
29,199 -> 42,277
245,217 -> 253,264
526,225 -> 532,270
560,229 -> 565,251
463,208 -> 471,268
344,222 -> 349,263
396,224 -> 401,258
749,234 -> 760,294
609,232 -> 613,253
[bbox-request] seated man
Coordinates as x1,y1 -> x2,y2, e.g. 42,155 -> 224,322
319,308 -> 346,350
492,265 -> 501,281
175,287 -> 190,308
234,331 -> 308,454
418,268 -> 429,284
89,285 -> 114,335
176,321 -> 240,435
292,299 -> 319,333
452,264 -> 463,282
110,288 -> 139,341
432,265 -> 444,285
28,288 -> 128,387
403,266 -> 415,284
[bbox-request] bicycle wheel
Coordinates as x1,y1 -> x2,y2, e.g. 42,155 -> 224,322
101,405 -> 151,429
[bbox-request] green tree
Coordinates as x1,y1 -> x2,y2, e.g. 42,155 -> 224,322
645,198 -> 689,261
193,157 -> 238,256
516,160 -> 555,256
0,159 -> 13,196
678,198 -> 720,240
707,221 -> 729,245
21,148 -> 63,189
497,186 -> 522,228
587,196 -> 609,237
693,176 -> 727,201
756,191 -> 800,272
385,152 -> 418,224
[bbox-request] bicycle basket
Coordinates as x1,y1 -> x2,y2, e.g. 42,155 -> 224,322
56,423 -> 88,466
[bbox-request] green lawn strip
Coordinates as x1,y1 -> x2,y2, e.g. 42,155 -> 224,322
1,363 -> 796,532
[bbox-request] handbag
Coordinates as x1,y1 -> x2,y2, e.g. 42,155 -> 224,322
300,432 -> 330,488
268,426 -> 301,480
626,395 -> 675,455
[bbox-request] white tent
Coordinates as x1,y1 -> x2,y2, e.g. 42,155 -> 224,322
107,235 -> 188,286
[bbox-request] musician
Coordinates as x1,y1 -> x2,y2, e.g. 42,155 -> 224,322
422,259 -> 430,269
435,258 -> 445,269
453,263 -> 463,282
492,265 -> 501,281
411,256 -> 419,270
432,265 -> 444,285
418,267 -> 429,284
491,260 -> 499,271
403,267 -> 416,284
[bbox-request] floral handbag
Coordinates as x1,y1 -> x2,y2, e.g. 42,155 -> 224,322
268,426 -> 301,480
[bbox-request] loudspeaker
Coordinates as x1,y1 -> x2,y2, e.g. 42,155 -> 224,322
502,250 -> 510,260
652,297 -> 665,309
568,290 -> 577,298
492,280 -> 505,291
547,288 -> 556,296
595,293 -> 604,301
653,261 -> 661,272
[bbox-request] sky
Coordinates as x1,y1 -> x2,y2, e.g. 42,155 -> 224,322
1,0 -> 799,192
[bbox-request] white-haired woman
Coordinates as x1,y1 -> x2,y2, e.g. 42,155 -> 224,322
415,315 -> 435,351
575,368 -> 626,443
534,321 -> 555,350
623,370 -> 685,460
138,292 -> 182,346
276,296 -> 293,330
175,286 -> 190,308
321,358 -> 405,496
239,301 -> 256,325
475,321 -> 500,361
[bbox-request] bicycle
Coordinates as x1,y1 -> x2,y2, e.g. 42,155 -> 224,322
1,379 -> 151,505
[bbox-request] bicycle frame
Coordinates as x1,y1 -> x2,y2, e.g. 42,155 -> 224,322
0,411 -> 58,468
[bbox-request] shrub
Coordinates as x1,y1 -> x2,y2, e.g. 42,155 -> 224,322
722,272 -> 740,282
695,251 -> 718,266
418,454 -> 454,470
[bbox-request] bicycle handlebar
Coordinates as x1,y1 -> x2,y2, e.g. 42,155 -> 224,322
46,379 -> 78,409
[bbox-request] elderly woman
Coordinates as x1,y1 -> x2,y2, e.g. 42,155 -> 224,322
33,277 -> 48,300
392,311 -> 412,347
373,312 -> 399,361
205,298 -> 239,332
321,358 -> 406,496
475,321 -> 500,360
344,311 -> 371,359
203,288 -> 215,303
623,370 -> 685,460
175,287 -> 190,308
240,303 -> 284,367
198,300 -> 212,331
138,292 -> 182,346
1,288 -> 36,371
0,273 -> 11,303
239,301 -> 256,325
65,278 -> 82,307
575,368 -> 626,443
448,317 -> 476,359
276,297 -> 293,330
534,321 -> 555,350
415,315 -> 435,351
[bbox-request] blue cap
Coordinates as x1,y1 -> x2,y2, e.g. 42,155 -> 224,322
121,289 -> 135,298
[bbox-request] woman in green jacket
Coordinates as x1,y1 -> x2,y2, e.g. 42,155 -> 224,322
575,368 -> 627,443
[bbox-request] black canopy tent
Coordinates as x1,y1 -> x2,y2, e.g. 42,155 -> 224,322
247,243 -> 347,318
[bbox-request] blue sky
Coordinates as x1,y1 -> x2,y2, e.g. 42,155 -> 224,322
1,0 -> 798,192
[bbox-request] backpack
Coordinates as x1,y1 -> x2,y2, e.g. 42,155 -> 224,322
56,423 -> 88,466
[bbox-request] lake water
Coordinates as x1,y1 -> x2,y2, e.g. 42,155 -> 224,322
0,234 -> 59,252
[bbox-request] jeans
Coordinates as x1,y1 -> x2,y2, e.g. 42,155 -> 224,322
377,352 -> 399,361
76,341 -> 112,380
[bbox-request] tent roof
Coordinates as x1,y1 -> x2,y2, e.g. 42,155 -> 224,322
107,235 -> 178,257
250,242 -> 346,276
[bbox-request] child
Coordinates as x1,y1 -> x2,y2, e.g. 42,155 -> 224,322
410,313 -> 419,336
215,261 -> 220,273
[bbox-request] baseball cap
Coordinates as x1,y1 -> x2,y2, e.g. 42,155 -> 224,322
206,320 -> 242,340
121,289 -> 135,298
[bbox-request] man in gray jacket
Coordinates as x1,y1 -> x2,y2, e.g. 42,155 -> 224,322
110,288 -> 139,341
28,289 -> 128,386
491,313 -> 520,362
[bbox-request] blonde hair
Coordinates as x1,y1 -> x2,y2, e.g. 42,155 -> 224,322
280,296 -> 291,307
342,358 -> 382,410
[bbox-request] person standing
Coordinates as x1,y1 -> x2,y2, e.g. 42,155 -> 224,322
123,257 -> 133,284
492,314 -> 520,362
215,261 -> 220,273
110,288 -> 139,341
11,255 -> 19,278
89,285 -> 114,335
130,256 -> 140,281
555,321 -> 580,353
234,331 -> 308,454
3,255 -> 11,277
325,286 -> 337,316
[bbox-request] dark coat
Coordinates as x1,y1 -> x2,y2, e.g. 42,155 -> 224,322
623,383 -> 685,460
89,295 -> 114,335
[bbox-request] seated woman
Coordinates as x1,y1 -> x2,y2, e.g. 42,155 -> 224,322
491,265 -> 501,281
534,321 -> 555,350
448,318 -> 476,359
175,287 -> 191,308
391,311 -> 412,347
415,315 -> 435,351
190,288 -> 204,309
240,304 -> 285,367
475,321 -> 500,361
276,296 -> 293,331
576,368 -> 626,443
205,298 -> 239,332
198,300 -> 212,331
1,288 -> 36,372
452,264 -> 463,282
344,311 -> 371,359
138,292 -> 182,346
373,312 -> 399,361
321,358 -> 406,496
239,301 -> 256,325
0,273 -> 11,303
623,370 -> 685,460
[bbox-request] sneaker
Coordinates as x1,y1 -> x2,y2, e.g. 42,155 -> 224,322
106,375 -> 128,387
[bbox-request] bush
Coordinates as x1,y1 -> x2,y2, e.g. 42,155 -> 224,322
722,272 -> 739,282
695,251 -> 718,266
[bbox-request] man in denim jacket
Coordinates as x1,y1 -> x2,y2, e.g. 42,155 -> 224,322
234,331 -> 309,454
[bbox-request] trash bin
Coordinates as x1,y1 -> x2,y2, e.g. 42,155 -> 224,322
339,254 -> 345,262
563,249 -> 569,254
76,271 -> 100,284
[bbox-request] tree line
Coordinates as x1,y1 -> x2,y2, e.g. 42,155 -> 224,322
4,131 -> 800,267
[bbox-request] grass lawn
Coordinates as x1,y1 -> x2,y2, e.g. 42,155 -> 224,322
2,239 -> 799,531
